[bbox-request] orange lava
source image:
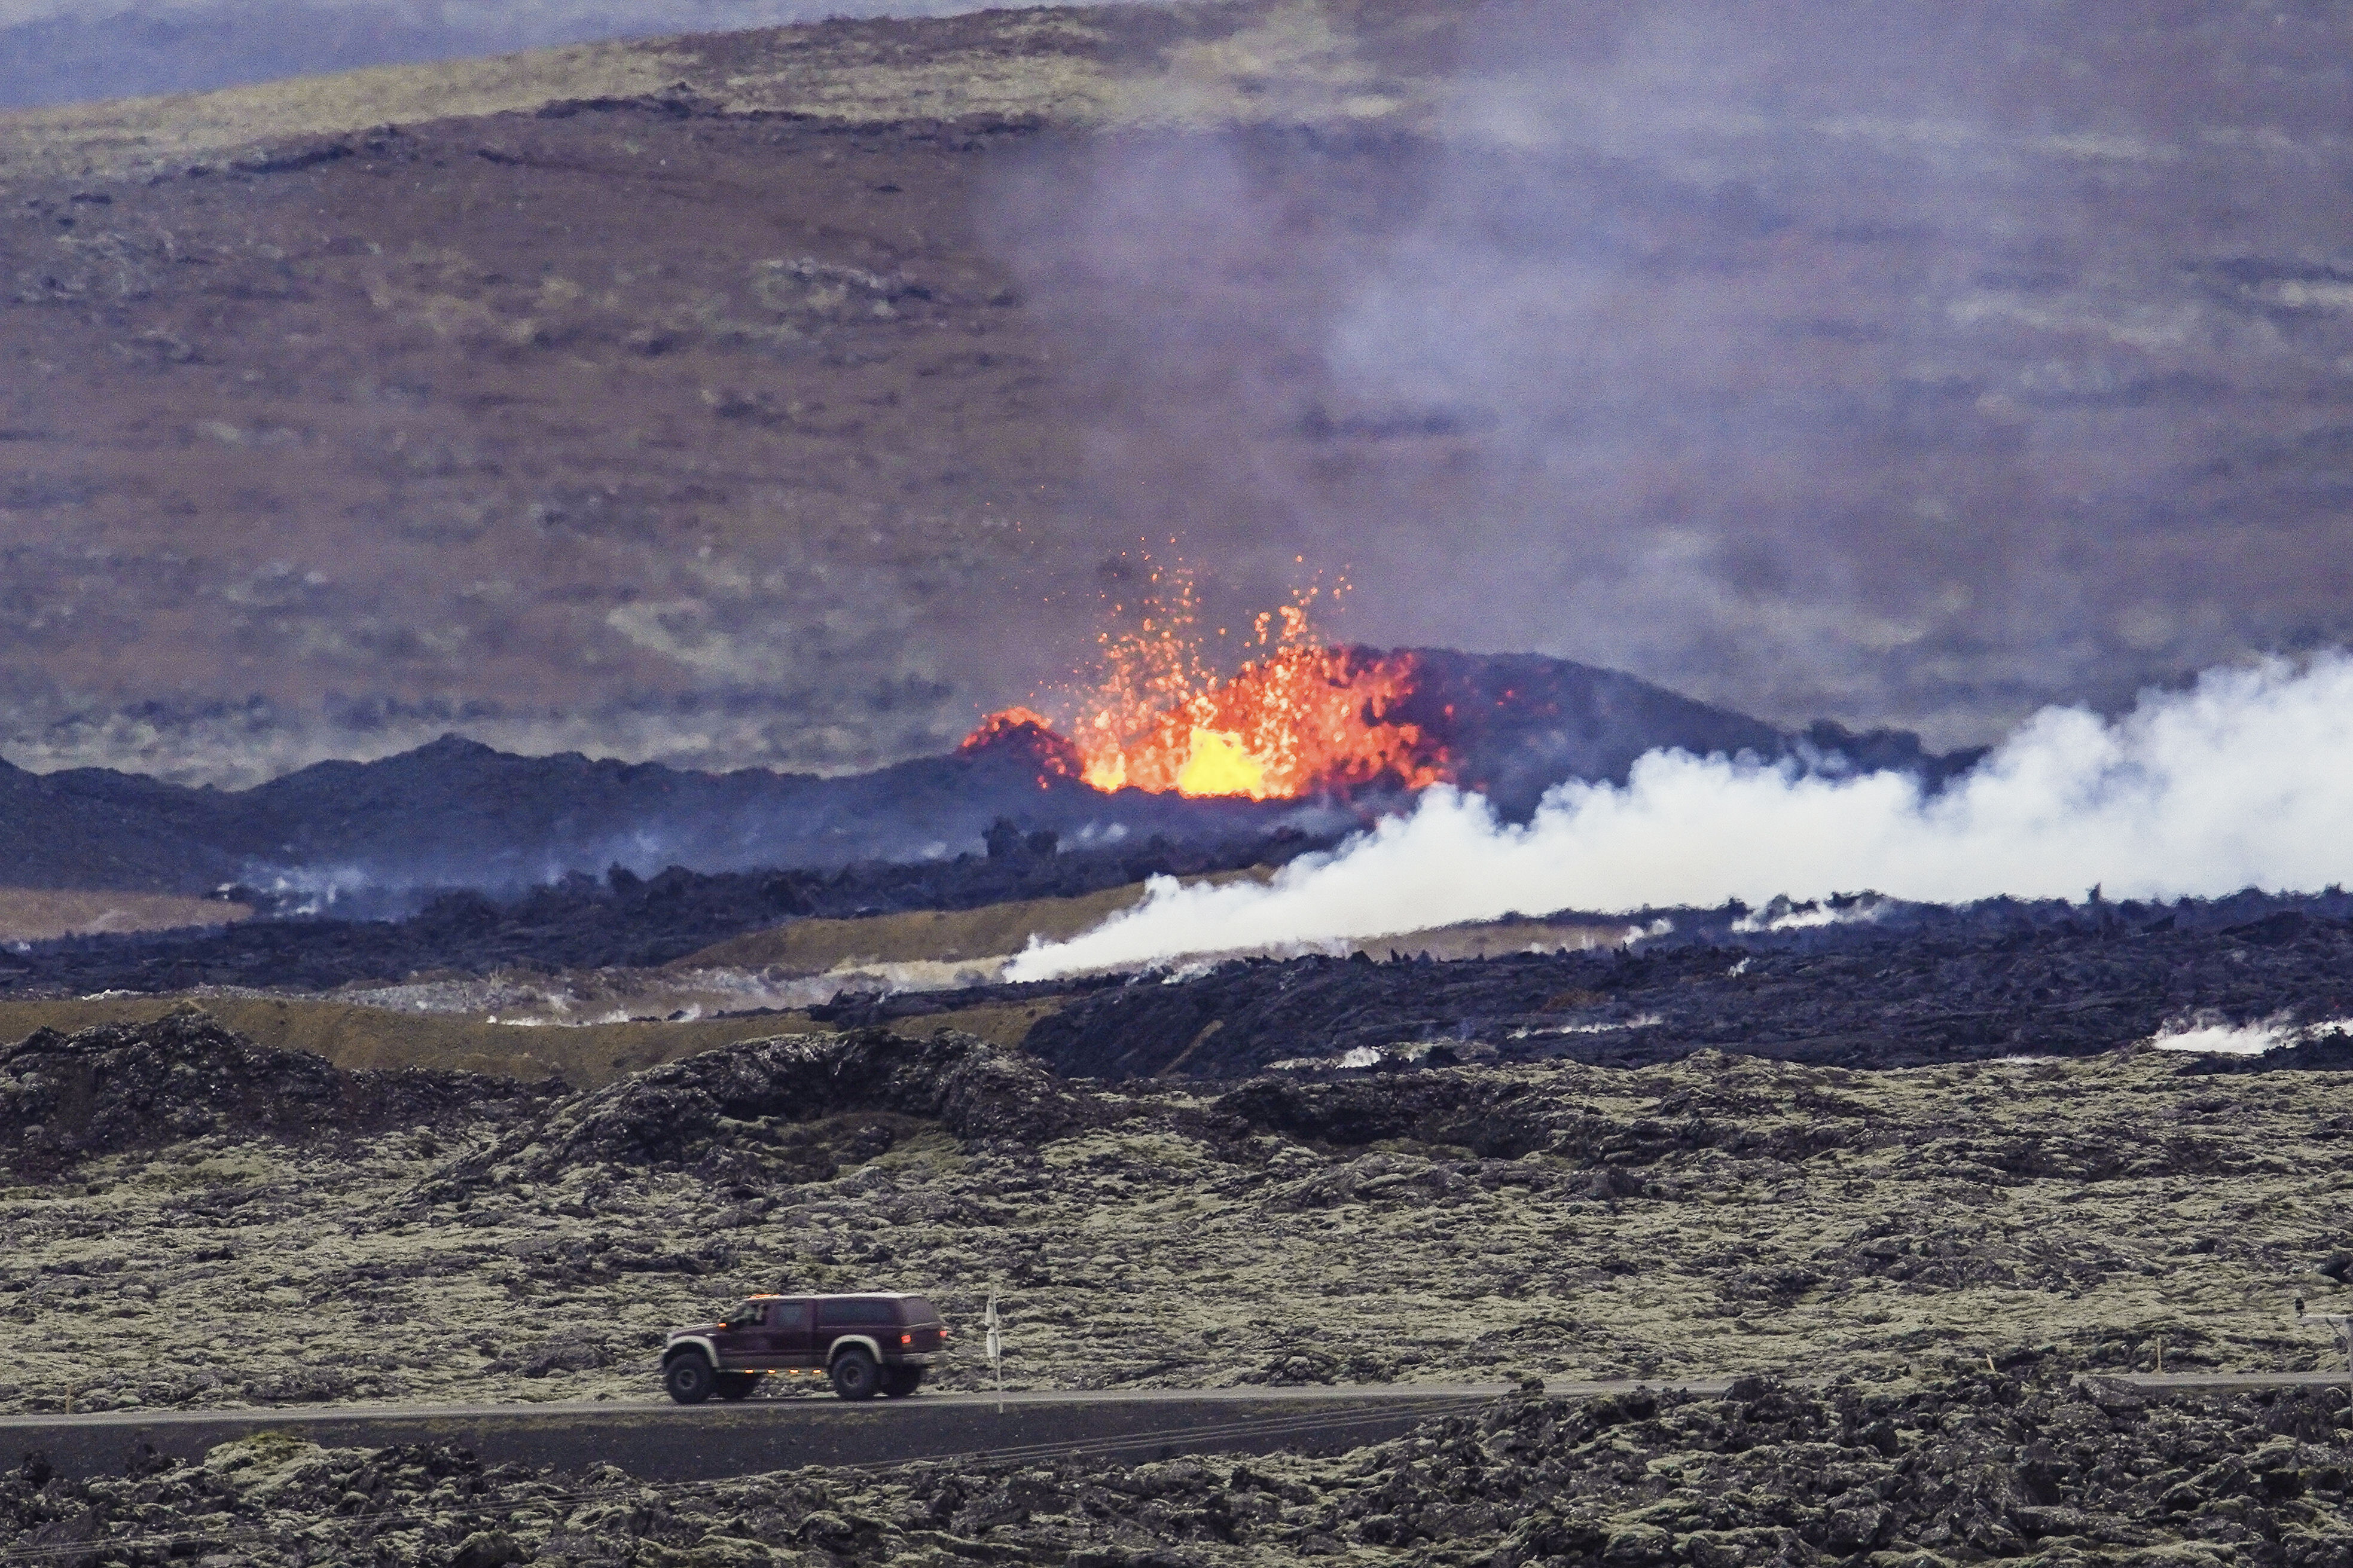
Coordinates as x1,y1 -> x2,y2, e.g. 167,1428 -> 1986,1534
965,566 -> 1448,801
1069,643 -> 1443,799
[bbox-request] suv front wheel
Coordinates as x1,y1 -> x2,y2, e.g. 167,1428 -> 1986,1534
664,1355 -> 716,1405
830,1348 -> 880,1401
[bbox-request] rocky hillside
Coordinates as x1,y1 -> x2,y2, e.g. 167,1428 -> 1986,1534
0,645 -> 1963,896
0,1006 -> 558,1177
0,723 -> 1325,895
2,1016 -> 2349,1420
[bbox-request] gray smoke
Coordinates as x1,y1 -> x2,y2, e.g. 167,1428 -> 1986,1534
984,1 -> 2353,750
1011,652 -> 2353,979
11,2 -> 2352,785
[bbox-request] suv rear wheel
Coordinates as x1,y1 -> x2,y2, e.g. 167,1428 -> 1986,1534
881,1367 -> 924,1398
830,1347 -> 880,1401
664,1355 -> 716,1405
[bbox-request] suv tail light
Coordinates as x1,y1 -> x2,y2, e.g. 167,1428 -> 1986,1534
899,1333 -> 912,1344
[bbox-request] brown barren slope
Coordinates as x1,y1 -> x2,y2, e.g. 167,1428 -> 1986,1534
0,995 -> 786,1083
0,1 -> 1451,184
3,0 -> 2351,785
0,992 -> 1066,1081
678,882 -> 1157,970
0,888 -> 248,942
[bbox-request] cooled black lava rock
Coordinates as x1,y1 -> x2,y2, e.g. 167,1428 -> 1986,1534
1211,1075 -> 1559,1158
0,1008 -> 559,1177
442,1026 -> 1112,1187
5,1373 -> 2350,1564
0,827 -> 1332,995
1391,647 -> 1975,818
1421,1371 -> 2353,1566
1026,894 -> 2353,1078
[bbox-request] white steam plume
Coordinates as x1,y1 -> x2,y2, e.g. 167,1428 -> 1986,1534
1008,653 -> 2353,980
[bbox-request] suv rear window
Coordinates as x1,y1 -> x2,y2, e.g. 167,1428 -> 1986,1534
899,1297 -> 942,1326
816,1297 -> 898,1325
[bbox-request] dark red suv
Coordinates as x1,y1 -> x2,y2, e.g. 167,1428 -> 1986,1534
663,1292 -> 949,1403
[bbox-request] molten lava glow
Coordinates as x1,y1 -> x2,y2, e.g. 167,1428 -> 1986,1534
1078,643 -> 1443,798
1174,726 -> 1265,797
964,564 -> 1449,801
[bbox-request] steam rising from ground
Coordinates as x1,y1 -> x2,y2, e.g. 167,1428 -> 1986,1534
2147,1013 -> 2310,1057
1008,654 -> 2353,980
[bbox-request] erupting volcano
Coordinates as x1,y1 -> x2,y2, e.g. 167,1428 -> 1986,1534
965,565 -> 1449,802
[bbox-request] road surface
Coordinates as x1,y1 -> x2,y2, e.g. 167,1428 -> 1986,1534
2,1372 -> 2335,1482
0,1380 -> 1680,1482
2103,1370 -> 2353,1393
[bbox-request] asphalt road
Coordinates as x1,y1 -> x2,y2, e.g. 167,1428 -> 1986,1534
2105,1371 -> 2353,1393
0,1381 -> 1588,1482
7,1373 -> 2340,1483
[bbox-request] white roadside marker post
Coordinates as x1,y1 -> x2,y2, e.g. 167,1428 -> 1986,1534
985,1290 -> 1004,1413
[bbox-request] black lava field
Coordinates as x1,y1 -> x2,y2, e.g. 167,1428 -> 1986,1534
10,1376 -> 2353,1568
990,894 -> 2353,1077
22,873 -> 2353,1084
0,827 -> 1323,992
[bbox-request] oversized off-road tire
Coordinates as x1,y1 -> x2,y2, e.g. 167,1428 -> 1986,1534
881,1367 -> 924,1398
830,1347 -> 880,1401
664,1354 -> 716,1405
715,1372 -> 761,1401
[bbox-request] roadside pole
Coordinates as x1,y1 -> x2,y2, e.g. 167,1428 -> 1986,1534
985,1291 -> 1003,1413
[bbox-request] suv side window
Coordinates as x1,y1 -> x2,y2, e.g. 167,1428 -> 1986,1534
770,1300 -> 813,1331
816,1298 -> 896,1325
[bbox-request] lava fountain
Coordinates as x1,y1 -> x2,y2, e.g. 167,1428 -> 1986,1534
965,563 -> 1449,800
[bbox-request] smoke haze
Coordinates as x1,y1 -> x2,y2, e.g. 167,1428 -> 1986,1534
1006,653 -> 2353,979
987,1 -> 2353,748
5,3 -> 2352,784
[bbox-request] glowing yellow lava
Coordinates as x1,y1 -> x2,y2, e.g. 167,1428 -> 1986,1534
1174,726 -> 1269,797
963,557 -> 1448,801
